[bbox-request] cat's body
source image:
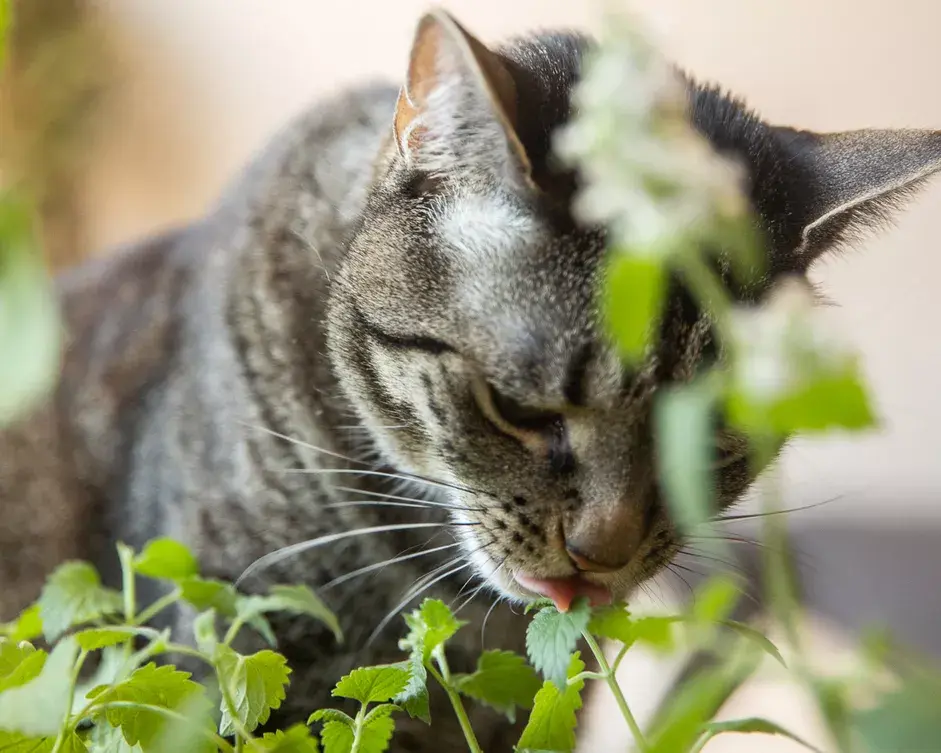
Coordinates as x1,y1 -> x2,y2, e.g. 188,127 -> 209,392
3,11 -> 941,750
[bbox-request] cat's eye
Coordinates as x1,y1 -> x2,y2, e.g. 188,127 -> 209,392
486,384 -> 563,433
713,433 -> 748,469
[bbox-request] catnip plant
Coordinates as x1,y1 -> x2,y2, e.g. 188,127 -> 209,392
3,3 -> 941,752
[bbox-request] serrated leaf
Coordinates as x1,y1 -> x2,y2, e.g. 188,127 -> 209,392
308,709 -> 354,726
332,666 -> 409,705
87,663 -> 211,751
0,638 -> 78,737
0,730 -> 86,753
721,621 -> 785,667
703,717 -> 822,752
1,605 -> 44,643
250,724 -> 321,753
148,688 -> 218,753
517,653 -> 585,752
587,603 -> 633,644
0,639 -> 46,692
177,578 -> 238,617
692,577 -> 740,623
523,598 -> 555,615
402,599 -> 465,662
192,610 -> 218,655
215,645 -> 291,736
134,539 -> 199,581
88,723 -> 143,753
236,585 -> 342,643
74,628 -> 138,652
393,653 -> 429,725
453,650 -> 541,722
655,382 -> 715,531
526,600 -> 590,690
38,562 -> 123,641
320,722 -> 354,753
357,710 -> 396,753
604,253 -> 666,362
631,616 -> 677,652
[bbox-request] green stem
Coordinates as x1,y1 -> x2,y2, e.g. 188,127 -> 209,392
51,649 -> 89,753
688,729 -> 716,753
223,617 -> 246,647
582,632 -> 649,752
429,648 -> 484,753
350,704 -> 367,753
135,589 -> 182,626
91,702 -> 236,753
118,544 -> 137,624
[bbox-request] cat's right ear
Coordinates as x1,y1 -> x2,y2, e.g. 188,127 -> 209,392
393,10 -> 534,188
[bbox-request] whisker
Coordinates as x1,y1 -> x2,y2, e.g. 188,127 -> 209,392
480,595 -> 503,649
238,421 -> 370,467
712,495 -> 842,524
321,542 -> 462,591
454,560 -> 505,617
365,561 -> 473,647
324,500 -> 457,513
330,485 -> 487,513
280,467 -> 494,498
236,522 -> 468,586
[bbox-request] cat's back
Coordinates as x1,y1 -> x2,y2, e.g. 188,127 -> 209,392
0,83 -> 399,617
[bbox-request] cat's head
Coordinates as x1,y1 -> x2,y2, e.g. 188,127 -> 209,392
326,10 -> 941,607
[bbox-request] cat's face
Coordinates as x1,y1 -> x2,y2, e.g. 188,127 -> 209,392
326,10 -> 941,607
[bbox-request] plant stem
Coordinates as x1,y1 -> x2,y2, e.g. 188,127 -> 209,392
135,589 -> 182,626
223,617 -> 246,647
350,704 -> 367,753
582,631 -> 649,752
51,648 -> 89,753
118,544 -> 137,624
429,648 -> 484,753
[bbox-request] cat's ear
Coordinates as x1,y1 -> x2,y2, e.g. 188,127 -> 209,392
775,127 -> 941,266
393,10 -> 533,186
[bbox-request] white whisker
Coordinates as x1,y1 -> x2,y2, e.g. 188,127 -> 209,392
331,485 -> 483,511
238,421 -> 370,467
322,542 -> 462,591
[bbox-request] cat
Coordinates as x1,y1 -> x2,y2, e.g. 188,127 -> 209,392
3,8 -> 941,750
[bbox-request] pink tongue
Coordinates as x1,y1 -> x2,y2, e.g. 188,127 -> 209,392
515,573 -> 612,613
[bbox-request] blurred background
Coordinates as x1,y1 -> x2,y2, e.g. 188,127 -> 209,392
7,1 -> 941,750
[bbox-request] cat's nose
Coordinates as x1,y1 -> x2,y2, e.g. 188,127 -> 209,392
563,503 -> 645,574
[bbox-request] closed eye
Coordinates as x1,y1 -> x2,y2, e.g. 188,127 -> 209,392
486,383 -> 562,433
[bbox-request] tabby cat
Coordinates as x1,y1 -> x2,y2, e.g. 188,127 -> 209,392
3,9 -> 941,750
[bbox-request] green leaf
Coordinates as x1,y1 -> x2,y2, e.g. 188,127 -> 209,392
523,598 -> 555,615
0,730 -> 86,752
88,723 -> 142,753
357,708 -> 397,753
134,539 -> 199,581
631,616 -> 677,651
192,610 -> 218,655
308,709 -> 355,726
37,561 -> 123,641
604,253 -> 666,362
525,600 -> 590,690
402,599 -> 465,663
586,603 -> 633,644
728,363 -> 875,436
0,192 -> 61,427
0,638 -> 78,737
0,639 -> 46,692
86,663 -> 211,751
177,578 -> 238,617
332,666 -> 409,705
1,605 -> 44,643
250,724 -> 321,753
214,644 -> 291,736
655,382 -> 715,531
692,576 -> 740,624
319,722 -> 354,753
721,621 -> 785,667
74,628 -> 139,652
703,717 -> 822,752
853,676 -> 941,753
453,650 -> 541,722
517,653 -> 585,752
236,585 -> 342,643
392,654 -> 429,724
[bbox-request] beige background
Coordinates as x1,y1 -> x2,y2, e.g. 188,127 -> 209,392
79,1 -> 941,749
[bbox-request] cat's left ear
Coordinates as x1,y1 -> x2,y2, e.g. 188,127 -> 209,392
393,10 -> 534,187
774,127 -> 941,267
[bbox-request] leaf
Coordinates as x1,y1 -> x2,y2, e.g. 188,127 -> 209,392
308,709 -> 355,726
587,603 -> 633,644
177,578 -> 238,617
357,708 -> 397,753
134,539 -> 199,581
703,718 -> 822,752
86,663 -> 211,751
88,723 -> 143,753
631,616 -> 677,651
1,605 -> 44,643
332,666 -> 409,705
453,650 -> 541,722
523,598 -> 555,615
214,644 -> 291,736
655,383 -> 715,531
192,610 -> 218,655
0,192 -> 61,427
0,638 -> 78,737
38,561 -> 123,641
250,724 -> 321,753
517,653 -> 585,752
525,600 -> 590,690
392,654 -> 429,724
721,621 -> 785,667
362,704 -> 400,726
402,599 -> 465,663
0,639 -> 46,692
236,585 -> 342,643
853,676 -> 941,753
319,722 -> 354,753
74,628 -> 138,652
0,730 -> 86,752
692,576 -> 740,624
604,253 -> 666,362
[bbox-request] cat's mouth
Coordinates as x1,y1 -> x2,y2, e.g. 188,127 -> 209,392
513,571 -> 612,613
